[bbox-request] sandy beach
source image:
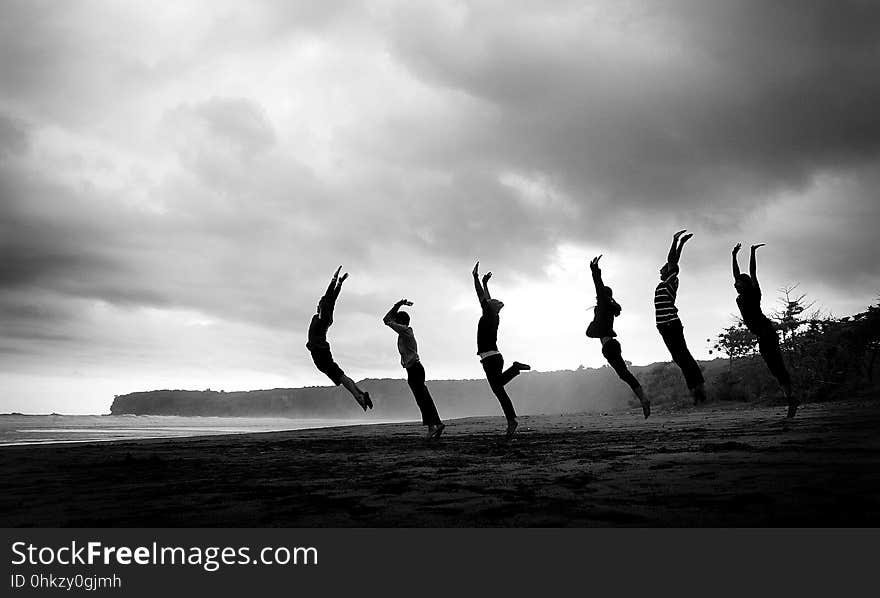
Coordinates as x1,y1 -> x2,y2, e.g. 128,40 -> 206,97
2,397 -> 879,527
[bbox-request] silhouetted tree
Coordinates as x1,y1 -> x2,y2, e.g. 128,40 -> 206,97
709,321 -> 758,373
859,300 -> 880,381
774,284 -> 817,350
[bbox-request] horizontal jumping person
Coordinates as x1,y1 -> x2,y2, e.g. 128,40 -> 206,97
306,266 -> 372,411
732,243 -> 798,418
587,256 -> 650,418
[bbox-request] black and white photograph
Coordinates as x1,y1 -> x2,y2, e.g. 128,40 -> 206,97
1,0 -> 879,550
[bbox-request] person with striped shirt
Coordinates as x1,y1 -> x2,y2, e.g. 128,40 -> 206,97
655,230 -> 706,404
586,255 -> 650,418
383,299 -> 445,440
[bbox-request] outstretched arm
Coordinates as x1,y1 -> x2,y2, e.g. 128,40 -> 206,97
473,261 -> 487,303
324,266 -> 342,298
383,299 -> 413,332
482,271 -> 493,300
675,232 -> 693,264
750,244 -> 764,289
667,230 -> 686,264
590,256 -> 604,294
318,266 -> 343,321
332,271 -> 348,301
732,244 -> 742,280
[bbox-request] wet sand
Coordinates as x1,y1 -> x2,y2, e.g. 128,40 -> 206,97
1,398 -> 879,526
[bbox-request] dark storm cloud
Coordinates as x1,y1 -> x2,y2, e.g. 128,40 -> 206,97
0,289 -> 86,370
2,0 -> 877,302
0,100 -> 389,350
749,162 -> 880,297
383,0 -> 880,213
0,114 -> 30,157
0,167 -> 122,290
0,158 -> 175,353
371,168 -> 566,271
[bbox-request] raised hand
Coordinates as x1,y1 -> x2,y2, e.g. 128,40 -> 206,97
338,272 -> 349,283
482,272 -> 492,284
732,243 -> 742,255
589,255 -> 602,269
399,299 -> 413,307
673,229 -> 687,239
751,243 -> 765,251
680,233 -> 694,244
472,261 -> 480,277
333,265 -> 342,278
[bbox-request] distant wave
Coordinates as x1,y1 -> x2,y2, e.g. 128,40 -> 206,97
0,415 -> 396,447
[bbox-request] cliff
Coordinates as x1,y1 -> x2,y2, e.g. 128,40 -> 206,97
110,360 -> 734,419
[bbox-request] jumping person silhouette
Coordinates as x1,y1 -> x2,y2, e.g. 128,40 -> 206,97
587,256 -> 650,418
732,243 -> 798,418
383,299 -> 445,440
472,262 -> 530,438
306,266 -> 372,411
655,230 -> 707,404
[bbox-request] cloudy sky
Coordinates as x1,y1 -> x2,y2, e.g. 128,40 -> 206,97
1,0 -> 879,413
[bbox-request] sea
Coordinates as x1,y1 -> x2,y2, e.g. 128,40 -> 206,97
0,414 -> 382,447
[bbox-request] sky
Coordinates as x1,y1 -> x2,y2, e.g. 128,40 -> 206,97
1,0 -> 879,413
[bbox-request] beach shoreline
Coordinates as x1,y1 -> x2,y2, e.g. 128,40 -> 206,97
2,397 -> 878,527
0,414 -> 399,447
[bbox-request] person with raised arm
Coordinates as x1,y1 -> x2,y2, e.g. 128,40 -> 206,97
472,261 -> 530,438
655,230 -> 707,404
732,243 -> 798,417
586,256 -> 650,418
383,299 -> 445,440
306,266 -> 372,411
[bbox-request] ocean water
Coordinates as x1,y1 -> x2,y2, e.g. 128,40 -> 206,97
0,414 -> 378,447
